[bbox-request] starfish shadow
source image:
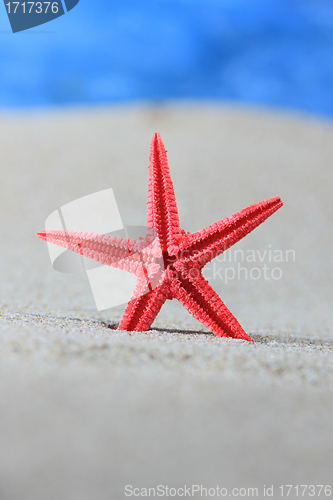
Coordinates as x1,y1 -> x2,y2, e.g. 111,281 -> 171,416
103,321 -> 210,335
103,321 -> 333,348
149,326 -> 212,335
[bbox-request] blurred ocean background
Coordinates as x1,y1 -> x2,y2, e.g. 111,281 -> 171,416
0,0 -> 333,117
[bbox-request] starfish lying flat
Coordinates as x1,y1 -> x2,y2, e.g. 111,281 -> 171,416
37,133 -> 283,341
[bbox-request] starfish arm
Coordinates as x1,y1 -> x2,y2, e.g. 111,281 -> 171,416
179,197 -> 283,267
146,133 -> 182,253
36,229 -> 143,274
170,269 -> 253,341
118,274 -> 171,332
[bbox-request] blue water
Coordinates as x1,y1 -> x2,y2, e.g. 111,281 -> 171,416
0,0 -> 333,117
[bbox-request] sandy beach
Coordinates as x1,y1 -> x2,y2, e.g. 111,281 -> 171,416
0,104 -> 332,499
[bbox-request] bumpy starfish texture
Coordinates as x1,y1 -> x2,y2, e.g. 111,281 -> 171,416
37,133 -> 283,341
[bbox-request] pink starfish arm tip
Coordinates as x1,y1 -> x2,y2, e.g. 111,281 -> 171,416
37,230 -> 47,240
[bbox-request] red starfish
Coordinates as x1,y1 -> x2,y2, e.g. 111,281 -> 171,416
37,133 -> 283,341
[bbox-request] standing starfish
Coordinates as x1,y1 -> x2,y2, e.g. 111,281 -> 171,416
37,133 -> 282,341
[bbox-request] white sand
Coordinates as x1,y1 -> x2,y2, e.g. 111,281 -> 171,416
0,104 -> 332,499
